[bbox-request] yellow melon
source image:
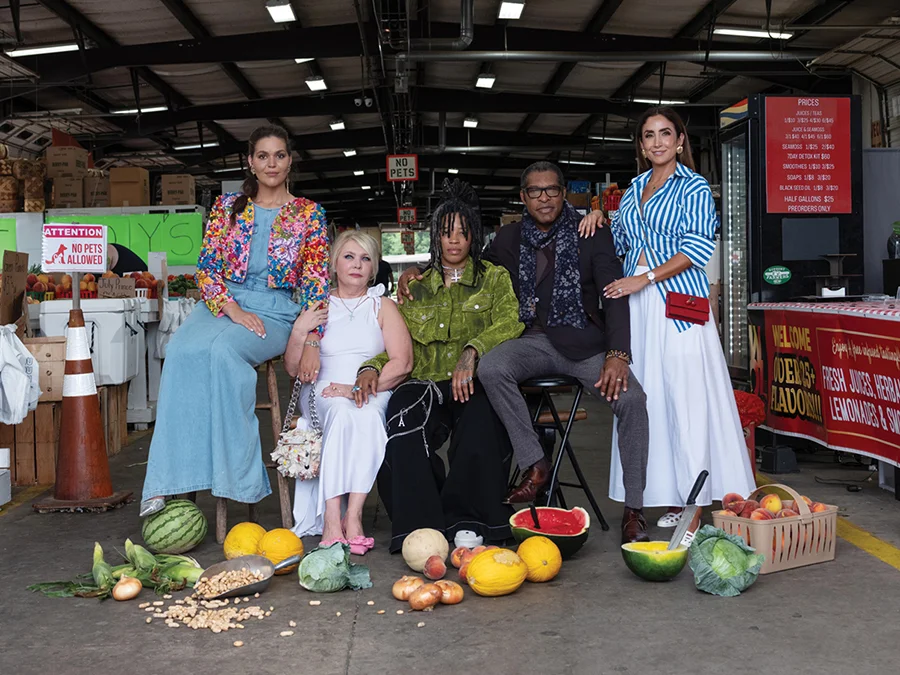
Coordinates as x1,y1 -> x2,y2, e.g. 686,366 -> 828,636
257,528 -> 304,574
465,548 -> 527,597
223,522 -> 267,560
516,536 -> 562,583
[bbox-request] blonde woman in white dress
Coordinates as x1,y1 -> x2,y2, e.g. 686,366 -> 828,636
285,231 -> 412,554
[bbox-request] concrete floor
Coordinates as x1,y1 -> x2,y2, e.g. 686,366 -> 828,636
1,372 -> 899,675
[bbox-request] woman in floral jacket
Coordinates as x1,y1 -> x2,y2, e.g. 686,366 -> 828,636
141,125 -> 329,517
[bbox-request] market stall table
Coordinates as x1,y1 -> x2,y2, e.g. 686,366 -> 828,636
126,298 -> 162,429
748,301 -> 900,497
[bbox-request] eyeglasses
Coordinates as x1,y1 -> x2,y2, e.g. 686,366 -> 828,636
524,185 -> 563,200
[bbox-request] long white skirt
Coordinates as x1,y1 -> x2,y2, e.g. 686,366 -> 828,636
609,267 -> 756,507
291,385 -> 391,536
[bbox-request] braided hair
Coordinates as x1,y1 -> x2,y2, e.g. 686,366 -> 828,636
428,178 -> 485,282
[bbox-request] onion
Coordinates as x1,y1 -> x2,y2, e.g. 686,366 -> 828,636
408,583 -> 442,611
391,576 -> 424,601
435,580 -> 464,605
112,576 -> 143,601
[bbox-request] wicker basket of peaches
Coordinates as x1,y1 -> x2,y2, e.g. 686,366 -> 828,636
713,485 -> 837,574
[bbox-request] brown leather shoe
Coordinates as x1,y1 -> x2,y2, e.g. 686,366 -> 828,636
621,507 -> 650,544
504,457 -> 551,504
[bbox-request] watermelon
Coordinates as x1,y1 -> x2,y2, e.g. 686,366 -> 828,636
509,506 -> 589,558
620,541 -> 688,582
142,500 -> 208,554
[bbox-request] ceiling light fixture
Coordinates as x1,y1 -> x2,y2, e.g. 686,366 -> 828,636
173,141 -> 220,151
343,149 -> 357,157
558,159 -> 596,166
305,75 -> 328,91
463,117 -> 479,129
448,168 -> 459,174
265,0 -> 296,23
714,27 -> 793,40
329,119 -> 346,131
111,106 -> 168,115
588,135 -> 632,143
498,2 -> 526,20
361,185 -> 371,190
475,73 -> 496,89
632,98 -> 687,105
5,43 -> 79,57
353,170 -> 365,176
294,58 -> 314,64
213,166 -> 240,173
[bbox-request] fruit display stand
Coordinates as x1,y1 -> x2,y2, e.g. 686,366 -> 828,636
713,484 -> 837,574
0,402 -> 60,486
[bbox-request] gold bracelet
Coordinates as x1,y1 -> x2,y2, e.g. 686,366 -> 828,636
606,349 -> 632,364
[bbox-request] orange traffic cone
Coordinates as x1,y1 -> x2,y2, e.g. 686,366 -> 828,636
33,308 -> 132,512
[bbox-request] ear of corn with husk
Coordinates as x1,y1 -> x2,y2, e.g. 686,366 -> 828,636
28,542 -> 205,599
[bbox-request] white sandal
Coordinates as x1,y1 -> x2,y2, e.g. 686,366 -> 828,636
656,511 -> 683,528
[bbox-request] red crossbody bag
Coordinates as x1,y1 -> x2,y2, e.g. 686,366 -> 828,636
637,194 -> 709,326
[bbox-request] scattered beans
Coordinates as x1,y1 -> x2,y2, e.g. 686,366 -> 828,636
194,568 -> 264,599
158,601 -> 270,633
138,602 -> 150,609
335,612 -> 342,617
396,610 -> 404,615
144,607 -> 155,613
417,622 -> 426,628
280,631 -> 294,637
163,594 -> 173,599
233,641 -> 244,648
289,620 -> 296,627
152,601 -> 164,607
366,600 -> 375,606
145,617 -> 152,624
377,610 -> 385,615
309,600 -> 321,606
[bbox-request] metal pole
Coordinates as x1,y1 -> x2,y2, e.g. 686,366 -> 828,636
72,271 -> 81,311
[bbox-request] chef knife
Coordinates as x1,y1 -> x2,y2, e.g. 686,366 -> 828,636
667,470 -> 709,550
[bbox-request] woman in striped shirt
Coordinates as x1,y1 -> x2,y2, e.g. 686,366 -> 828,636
586,107 -> 755,530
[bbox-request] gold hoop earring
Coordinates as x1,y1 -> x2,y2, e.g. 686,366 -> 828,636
641,149 -> 647,158
676,146 -> 683,155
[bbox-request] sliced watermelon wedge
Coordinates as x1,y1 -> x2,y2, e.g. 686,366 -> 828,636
509,506 -> 590,558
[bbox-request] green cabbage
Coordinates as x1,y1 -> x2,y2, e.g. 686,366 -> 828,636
297,542 -> 372,593
689,525 -> 764,597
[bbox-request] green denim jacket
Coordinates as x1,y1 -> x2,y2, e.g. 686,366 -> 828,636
361,259 -> 524,382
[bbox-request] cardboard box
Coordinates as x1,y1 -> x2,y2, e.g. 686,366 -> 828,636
567,192 -> 591,209
84,176 -> 110,207
24,337 -> 66,402
52,177 -> 84,208
44,146 -> 88,179
500,213 -> 522,227
109,166 -> 150,207
160,174 -> 196,205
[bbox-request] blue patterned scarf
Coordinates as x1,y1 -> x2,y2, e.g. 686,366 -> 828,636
518,203 -> 587,328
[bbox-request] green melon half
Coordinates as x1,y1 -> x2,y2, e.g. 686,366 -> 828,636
509,506 -> 590,558
620,541 -> 688,582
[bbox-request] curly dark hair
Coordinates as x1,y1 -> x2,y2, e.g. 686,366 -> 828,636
427,178 -> 485,282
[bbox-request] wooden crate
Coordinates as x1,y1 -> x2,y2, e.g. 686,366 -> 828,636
99,383 -> 129,457
24,337 -> 66,402
0,402 -> 61,486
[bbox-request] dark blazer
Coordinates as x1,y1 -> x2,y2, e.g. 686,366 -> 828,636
484,217 -> 630,361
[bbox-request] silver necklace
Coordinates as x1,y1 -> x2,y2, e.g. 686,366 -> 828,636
333,292 -> 367,321
442,265 -> 464,283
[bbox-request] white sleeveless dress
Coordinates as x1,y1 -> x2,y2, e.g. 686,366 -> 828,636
291,285 -> 392,536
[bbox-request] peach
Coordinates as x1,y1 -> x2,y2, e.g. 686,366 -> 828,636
33,281 -> 46,293
458,550 -> 477,584
733,499 -> 760,518
782,499 -> 795,511
450,546 -> 468,569
722,509 -> 739,517
79,280 -> 88,291
811,502 -> 828,513
83,273 -> 95,283
722,493 -> 744,510
46,282 -> 56,293
130,272 -> 143,280
471,545 -> 487,555
797,495 -> 812,507
423,555 -> 447,581
26,274 -> 38,287
776,509 -> 799,519
135,278 -> 150,289
102,270 -> 116,278
760,494 -> 783,514
142,271 -> 155,281
750,508 -> 775,521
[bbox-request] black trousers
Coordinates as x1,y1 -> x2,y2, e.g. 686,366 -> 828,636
378,379 -> 515,553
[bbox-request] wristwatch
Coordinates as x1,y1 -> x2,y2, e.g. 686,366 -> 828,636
645,271 -> 657,284
305,340 -> 320,348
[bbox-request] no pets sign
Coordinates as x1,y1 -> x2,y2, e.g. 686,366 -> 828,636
42,223 -> 108,274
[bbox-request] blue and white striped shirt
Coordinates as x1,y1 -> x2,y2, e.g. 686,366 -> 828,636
610,162 -> 718,332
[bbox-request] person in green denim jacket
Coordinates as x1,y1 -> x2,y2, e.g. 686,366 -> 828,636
353,179 -> 523,553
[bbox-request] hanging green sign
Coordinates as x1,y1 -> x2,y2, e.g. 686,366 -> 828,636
44,213 -> 203,266
763,265 -> 792,285
0,218 -> 17,259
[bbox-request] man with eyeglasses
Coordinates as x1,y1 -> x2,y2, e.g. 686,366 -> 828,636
477,161 -> 651,544
397,161 -> 651,543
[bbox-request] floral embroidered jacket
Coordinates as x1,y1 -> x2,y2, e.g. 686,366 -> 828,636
197,193 -> 330,326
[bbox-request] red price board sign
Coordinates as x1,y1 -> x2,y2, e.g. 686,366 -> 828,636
397,207 -> 417,224
765,97 -> 851,214
387,154 -> 418,182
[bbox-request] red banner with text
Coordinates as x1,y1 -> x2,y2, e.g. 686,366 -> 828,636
752,309 -> 900,467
